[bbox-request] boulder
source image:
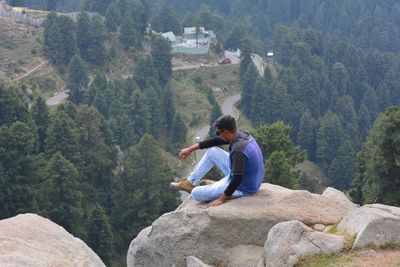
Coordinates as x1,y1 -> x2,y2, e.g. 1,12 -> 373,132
127,183 -> 356,267
338,204 -> 400,248
0,213 -> 105,267
321,187 -> 359,211
260,220 -> 344,267
186,256 -> 214,267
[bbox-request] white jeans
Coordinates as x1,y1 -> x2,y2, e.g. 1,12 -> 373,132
188,147 -> 246,202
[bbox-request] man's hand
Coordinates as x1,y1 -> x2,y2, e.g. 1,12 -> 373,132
207,194 -> 228,208
178,147 -> 192,160
178,144 -> 199,160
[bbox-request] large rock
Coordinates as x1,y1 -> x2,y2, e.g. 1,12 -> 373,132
186,256 -> 214,267
0,213 -> 105,267
260,220 -> 344,267
338,204 -> 400,248
127,183 -> 356,267
321,187 -> 359,211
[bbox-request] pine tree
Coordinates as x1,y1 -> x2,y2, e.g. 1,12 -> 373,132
105,3 -> 121,32
120,14 -> 139,50
87,15 -> 107,66
350,107 -> 400,206
44,153 -> 84,237
110,115 -> 135,151
134,57 -> 159,89
67,55 -> 89,104
144,84 -> 166,137
172,113 -> 187,145
327,139 -> 356,190
74,106 -> 115,191
152,4 -> 181,34
151,36 -> 172,87
31,96 -> 50,153
76,12 -> 91,60
46,109 -> 80,164
358,104 -> 372,140
266,151 -> 296,188
210,102 -> 223,125
361,86 -> 378,123
164,85 -> 175,131
297,111 -> 317,161
0,122 -> 39,218
43,16 -> 63,64
241,63 -> 259,117
56,15 -> 77,64
316,111 -> 344,170
331,62 -> 349,96
239,37 -> 252,81
127,91 -> 150,139
0,83 -> 29,125
253,122 -> 305,166
250,79 -> 269,125
112,134 -> 179,245
88,203 -> 114,266
85,73 -> 109,117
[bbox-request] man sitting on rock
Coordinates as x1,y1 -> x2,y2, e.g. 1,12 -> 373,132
170,115 -> 264,208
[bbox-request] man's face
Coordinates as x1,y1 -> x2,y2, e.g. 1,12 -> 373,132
215,127 -> 227,141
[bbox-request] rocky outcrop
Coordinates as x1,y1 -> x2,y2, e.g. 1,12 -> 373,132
127,183 -> 356,267
260,220 -> 344,267
321,187 -> 358,210
186,256 -> 214,267
0,213 -> 105,267
338,204 -> 400,248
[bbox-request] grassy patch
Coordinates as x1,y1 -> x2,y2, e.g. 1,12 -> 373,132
379,242 -> 400,250
189,64 -> 240,102
343,234 -> 356,252
296,252 -> 343,267
327,218 -> 342,234
0,18 -> 43,62
170,71 -> 212,137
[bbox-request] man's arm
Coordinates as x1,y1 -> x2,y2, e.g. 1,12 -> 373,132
179,137 -> 228,160
199,137 -> 229,149
225,151 -> 247,195
178,143 -> 199,160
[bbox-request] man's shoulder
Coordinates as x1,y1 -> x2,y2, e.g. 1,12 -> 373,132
232,131 -> 251,152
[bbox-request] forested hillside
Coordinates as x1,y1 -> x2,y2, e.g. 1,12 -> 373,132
149,0 -> 400,205
1,0 -> 186,265
2,0 -> 400,265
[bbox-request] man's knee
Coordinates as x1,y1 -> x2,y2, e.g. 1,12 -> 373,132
206,146 -> 224,156
191,187 -> 203,201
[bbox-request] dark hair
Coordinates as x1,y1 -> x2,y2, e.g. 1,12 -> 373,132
214,115 -> 237,132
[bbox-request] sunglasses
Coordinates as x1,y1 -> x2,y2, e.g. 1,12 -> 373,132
215,129 -> 225,136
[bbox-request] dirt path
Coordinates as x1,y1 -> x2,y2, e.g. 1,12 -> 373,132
13,59 -> 49,82
333,249 -> 400,267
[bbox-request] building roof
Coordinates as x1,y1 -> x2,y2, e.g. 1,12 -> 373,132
184,27 -> 205,35
161,31 -> 176,42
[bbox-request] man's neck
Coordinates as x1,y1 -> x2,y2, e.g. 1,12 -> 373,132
227,130 -> 238,143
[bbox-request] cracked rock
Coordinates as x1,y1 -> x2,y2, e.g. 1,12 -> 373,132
259,220 -> 344,267
338,204 -> 400,248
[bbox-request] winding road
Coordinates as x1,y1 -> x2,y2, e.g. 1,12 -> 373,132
46,51 -> 263,106
46,90 -> 68,106
194,93 -> 241,143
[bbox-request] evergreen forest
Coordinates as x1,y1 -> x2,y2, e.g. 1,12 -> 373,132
2,0 -> 400,265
